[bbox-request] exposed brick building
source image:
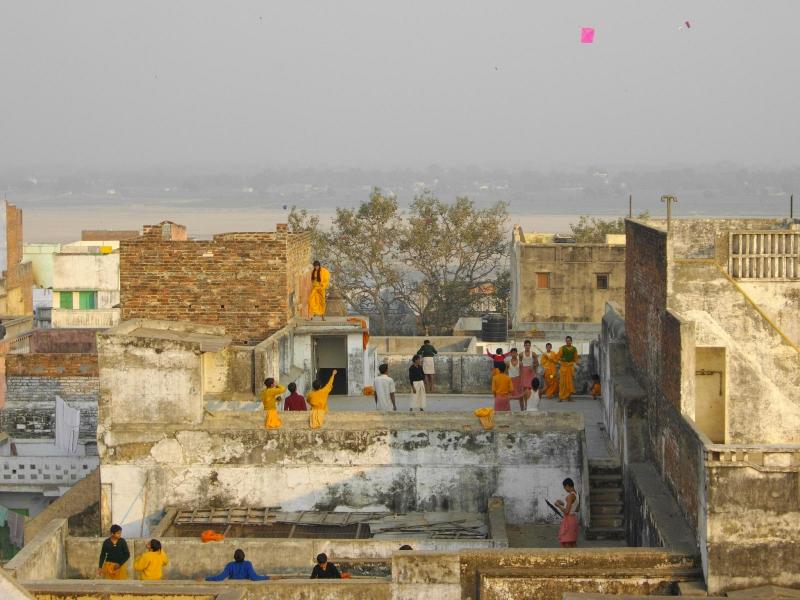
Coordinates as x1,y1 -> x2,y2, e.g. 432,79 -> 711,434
0,201 -> 34,316
120,222 -> 312,342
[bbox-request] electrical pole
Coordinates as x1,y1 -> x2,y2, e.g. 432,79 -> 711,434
661,195 -> 677,232
628,194 -> 632,218
791,194 -> 794,220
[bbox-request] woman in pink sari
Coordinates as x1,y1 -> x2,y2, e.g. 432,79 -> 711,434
555,478 -> 580,547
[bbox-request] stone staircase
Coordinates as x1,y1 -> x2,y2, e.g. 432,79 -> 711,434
586,459 -> 625,541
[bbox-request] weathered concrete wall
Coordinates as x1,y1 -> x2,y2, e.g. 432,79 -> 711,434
25,579 -> 378,600
669,261 -> 800,445
703,449 -> 800,593
625,463 -> 697,553
737,281 -> 800,345
25,469 -> 100,544
4,519 -> 67,581
98,412 -> 584,535
203,346 -> 254,397
53,253 -> 119,306
23,243 -> 61,289
0,569 -> 36,600
97,326 -> 205,427
510,227 -> 626,327
643,217 -> 790,260
65,536 -> 493,579
456,548 -> 699,600
369,336 -> 474,354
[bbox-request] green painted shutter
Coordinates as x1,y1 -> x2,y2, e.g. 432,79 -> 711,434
79,291 -> 96,309
59,292 -> 73,309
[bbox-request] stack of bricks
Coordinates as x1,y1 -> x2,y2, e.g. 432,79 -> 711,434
120,223 -> 312,343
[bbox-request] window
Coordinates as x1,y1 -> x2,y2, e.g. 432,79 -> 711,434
536,272 -> 550,289
596,274 -> 609,290
59,292 -> 73,309
78,291 -> 97,309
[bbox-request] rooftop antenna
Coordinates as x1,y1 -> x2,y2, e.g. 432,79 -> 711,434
661,195 -> 677,233
791,194 -> 794,220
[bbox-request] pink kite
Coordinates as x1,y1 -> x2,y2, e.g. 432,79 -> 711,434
580,27 -> 595,44
685,21 -> 691,29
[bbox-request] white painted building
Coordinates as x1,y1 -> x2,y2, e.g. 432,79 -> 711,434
0,435 -> 98,518
51,242 -> 121,329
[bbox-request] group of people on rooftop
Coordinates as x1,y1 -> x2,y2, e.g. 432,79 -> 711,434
259,335 -> 601,422
97,525 -> 341,581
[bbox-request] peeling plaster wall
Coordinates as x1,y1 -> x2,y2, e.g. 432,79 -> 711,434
736,281 -> 800,345
97,334 -> 203,427
669,263 -> 800,445
98,413 -> 583,535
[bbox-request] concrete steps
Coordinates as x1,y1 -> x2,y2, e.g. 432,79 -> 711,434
587,459 -> 625,541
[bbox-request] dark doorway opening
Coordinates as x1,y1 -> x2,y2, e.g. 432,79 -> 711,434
313,335 -> 348,395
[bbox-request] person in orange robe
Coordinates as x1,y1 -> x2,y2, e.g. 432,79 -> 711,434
260,377 -> 285,429
557,336 -> 579,402
308,261 -> 330,320
492,363 -> 513,412
540,343 -> 559,399
307,370 -> 337,428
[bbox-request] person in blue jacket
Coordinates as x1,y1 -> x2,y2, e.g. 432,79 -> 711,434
205,549 -> 270,581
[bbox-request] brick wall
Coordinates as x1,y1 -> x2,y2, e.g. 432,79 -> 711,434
6,201 -> 23,271
120,228 -> 311,342
625,219 -> 701,533
6,353 -> 99,378
29,329 -> 99,354
81,230 -> 139,241
625,221 -> 668,396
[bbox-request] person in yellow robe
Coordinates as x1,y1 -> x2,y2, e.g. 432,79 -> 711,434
307,370 -> 337,429
134,539 -> 169,581
557,336 -> 579,401
540,343 -> 559,399
260,377 -> 285,429
491,363 -> 514,412
308,261 -> 331,320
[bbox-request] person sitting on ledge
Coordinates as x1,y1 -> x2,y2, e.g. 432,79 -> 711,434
205,549 -> 270,581
310,553 -> 341,579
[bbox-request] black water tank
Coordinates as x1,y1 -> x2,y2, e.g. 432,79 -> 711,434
481,313 -> 507,342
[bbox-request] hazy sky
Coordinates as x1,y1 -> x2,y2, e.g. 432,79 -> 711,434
1,1 -> 798,169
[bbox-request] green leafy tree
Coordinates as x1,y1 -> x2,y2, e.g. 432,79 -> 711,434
324,189 -> 406,334
398,193 -> 509,335
569,212 -> 650,243
287,206 -> 326,260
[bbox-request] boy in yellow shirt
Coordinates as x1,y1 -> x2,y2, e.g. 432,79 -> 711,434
260,377 -> 285,429
134,539 -> 168,581
492,363 -> 513,412
307,370 -> 337,429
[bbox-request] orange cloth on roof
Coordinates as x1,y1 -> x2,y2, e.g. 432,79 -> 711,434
201,530 -> 225,543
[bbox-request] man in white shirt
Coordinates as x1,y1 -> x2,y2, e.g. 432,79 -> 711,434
373,363 -> 397,411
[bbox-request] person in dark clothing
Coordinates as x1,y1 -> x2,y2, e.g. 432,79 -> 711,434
283,382 -> 307,411
97,524 -> 131,579
310,553 -> 341,579
415,339 -> 438,392
205,549 -> 270,581
408,355 -> 426,411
